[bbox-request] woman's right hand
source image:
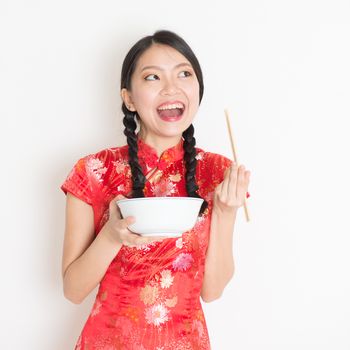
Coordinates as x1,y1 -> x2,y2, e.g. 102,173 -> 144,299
104,194 -> 168,248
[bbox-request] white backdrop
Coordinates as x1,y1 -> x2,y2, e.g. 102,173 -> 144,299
1,0 -> 349,349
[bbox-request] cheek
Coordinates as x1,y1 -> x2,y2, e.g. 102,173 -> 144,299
186,84 -> 200,106
185,78 -> 200,96
133,88 -> 157,108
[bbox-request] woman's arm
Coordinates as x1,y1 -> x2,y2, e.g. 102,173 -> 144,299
200,208 -> 237,302
62,193 -> 166,304
201,162 -> 250,302
62,193 -> 122,304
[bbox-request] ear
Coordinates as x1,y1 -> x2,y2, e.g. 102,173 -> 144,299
120,88 -> 136,112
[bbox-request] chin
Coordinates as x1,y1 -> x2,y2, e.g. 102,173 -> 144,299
162,125 -> 192,137
158,130 -> 184,138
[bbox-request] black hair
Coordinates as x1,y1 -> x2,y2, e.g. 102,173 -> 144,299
120,29 -> 208,215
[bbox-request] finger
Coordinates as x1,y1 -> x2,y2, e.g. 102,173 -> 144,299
116,194 -> 129,219
112,194 -> 125,204
132,235 -> 144,246
114,194 -> 126,208
227,162 -> 238,199
110,203 -> 122,220
215,181 -> 222,194
245,170 -> 251,187
119,215 -> 136,230
147,235 -> 167,242
236,165 -> 246,201
122,231 -> 141,247
225,162 -> 237,200
133,234 -> 154,246
110,194 -> 125,215
125,233 -> 168,248
245,170 -> 251,198
220,166 -> 231,201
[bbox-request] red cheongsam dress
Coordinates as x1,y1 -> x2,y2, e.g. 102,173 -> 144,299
61,135 -> 239,350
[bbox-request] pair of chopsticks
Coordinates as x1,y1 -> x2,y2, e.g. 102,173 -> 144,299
224,109 -> 250,222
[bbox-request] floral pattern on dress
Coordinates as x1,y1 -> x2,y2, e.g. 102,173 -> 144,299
137,267 -> 179,329
112,159 -> 132,177
140,284 -> 160,305
135,240 -> 159,252
175,237 -> 183,249
60,133 -> 235,350
169,173 -> 182,182
195,151 -> 204,161
160,269 -> 174,289
86,157 -> 107,182
172,253 -> 194,271
151,177 -> 177,197
145,303 -> 169,327
192,319 -> 205,337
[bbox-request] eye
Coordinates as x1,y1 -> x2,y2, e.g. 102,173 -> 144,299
144,74 -> 159,81
179,70 -> 192,78
144,71 -> 192,81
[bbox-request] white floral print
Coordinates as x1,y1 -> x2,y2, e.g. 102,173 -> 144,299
86,157 -> 107,182
136,240 -> 159,251
175,237 -> 183,249
145,303 -> 169,326
195,151 -> 204,160
112,159 -> 128,174
160,269 -> 174,289
117,184 -> 125,192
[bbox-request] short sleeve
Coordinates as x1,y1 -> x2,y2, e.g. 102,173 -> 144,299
207,153 -> 250,199
60,156 -> 93,205
196,152 -> 231,203
207,152 -> 233,185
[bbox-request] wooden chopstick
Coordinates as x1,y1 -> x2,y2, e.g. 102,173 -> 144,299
224,108 -> 250,222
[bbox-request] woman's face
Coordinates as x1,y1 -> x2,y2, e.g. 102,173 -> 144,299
121,44 -> 200,141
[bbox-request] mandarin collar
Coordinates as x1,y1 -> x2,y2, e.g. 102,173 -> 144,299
137,134 -> 184,172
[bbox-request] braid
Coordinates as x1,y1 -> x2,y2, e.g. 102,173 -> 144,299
122,107 -> 146,198
182,124 -> 208,215
122,105 -> 208,215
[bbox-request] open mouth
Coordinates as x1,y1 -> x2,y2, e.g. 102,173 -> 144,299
156,102 -> 185,120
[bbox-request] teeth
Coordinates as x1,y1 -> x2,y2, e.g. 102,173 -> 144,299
157,103 -> 184,111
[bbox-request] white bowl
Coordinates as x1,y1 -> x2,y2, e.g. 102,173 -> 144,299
116,197 -> 204,237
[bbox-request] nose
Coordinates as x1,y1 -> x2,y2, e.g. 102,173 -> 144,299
160,76 -> 180,96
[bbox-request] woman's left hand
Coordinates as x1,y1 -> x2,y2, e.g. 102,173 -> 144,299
212,162 -> 251,215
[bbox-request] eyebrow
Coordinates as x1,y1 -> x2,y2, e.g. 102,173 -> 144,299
140,62 -> 192,72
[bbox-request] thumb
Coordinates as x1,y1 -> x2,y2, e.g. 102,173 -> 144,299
109,194 -> 126,217
115,194 -> 126,201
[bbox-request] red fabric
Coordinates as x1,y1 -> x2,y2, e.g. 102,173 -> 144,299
61,135 -> 248,350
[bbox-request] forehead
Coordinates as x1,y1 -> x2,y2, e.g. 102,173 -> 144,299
135,44 -> 192,72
